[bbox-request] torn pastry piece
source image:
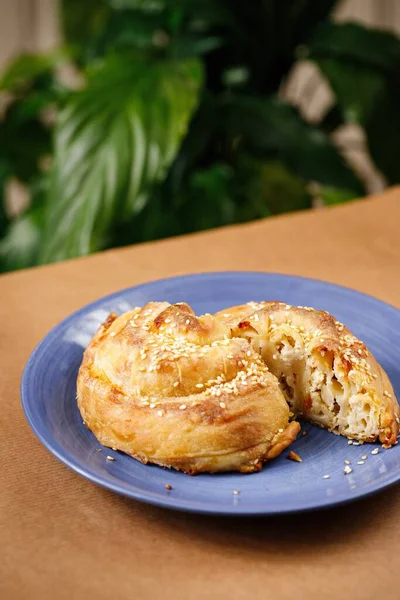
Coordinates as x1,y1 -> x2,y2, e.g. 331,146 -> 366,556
77,302 -> 300,474
225,302 -> 399,446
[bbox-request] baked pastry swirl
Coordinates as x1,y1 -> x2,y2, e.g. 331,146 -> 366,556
77,302 -> 300,474
216,302 -> 399,446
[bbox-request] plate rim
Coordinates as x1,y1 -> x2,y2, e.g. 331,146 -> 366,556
21,271 -> 400,515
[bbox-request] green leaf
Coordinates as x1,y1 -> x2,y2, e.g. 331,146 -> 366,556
61,0 -> 112,63
0,160 -> 10,236
180,163 -> 236,230
0,201 -> 44,272
0,52 -> 59,92
235,156 -> 312,218
166,93 -> 217,193
365,82 -> 400,184
315,59 -> 385,125
308,22 -> 400,75
0,98 -> 52,183
308,22 -> 400,183
220,96 -> 364,195
39,55 -> 202,264
105,0 -> 164,10
317,185 -> 360,206
0,213 -> 40,272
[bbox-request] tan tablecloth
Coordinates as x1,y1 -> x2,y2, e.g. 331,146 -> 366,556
2,187 -> 400,600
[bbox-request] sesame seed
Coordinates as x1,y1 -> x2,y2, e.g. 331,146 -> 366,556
361,455 -> 367,460
302,431 -> 307,436
323,474 -> 330,479
185,319 -> 190,324
165,484 -> 172,490
220,402 -> 226,409
195,383 -> 204,388
357,460 -> 365,465
272,354 -> 277,360
150,403 -> 156,409
278,428 -> 284,433
109,331 -> 116,337
173,381 -> 179,387
246,350 -> 252,357
233,490 -> 240,495
344,459 -> 351,465
179,404 -> 186,410
344,466 -> 352,475
352,441 -> 360,446
106,456 -> 115,461
226,354 -> 234,359
357,349 -> 363,355
348,440 -> 353,445
223,313 -> 230,318
165,318 -> 171,323
96,448 -> 102,452
157,410 -> 164,417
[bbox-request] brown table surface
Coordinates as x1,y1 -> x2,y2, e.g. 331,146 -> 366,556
2,187 -> 400,600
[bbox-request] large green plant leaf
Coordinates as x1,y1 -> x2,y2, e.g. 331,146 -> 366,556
308,22 -> 400,126
220,96 -> 364,195
308,22 -> 400,75
316,59 -> 385,126
38,55 -> 202,264
365,82 -> 400,185
308,22 -> 400,183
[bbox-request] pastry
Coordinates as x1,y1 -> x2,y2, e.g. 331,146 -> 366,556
217,302 -> 399,446
77,302 -> 300,474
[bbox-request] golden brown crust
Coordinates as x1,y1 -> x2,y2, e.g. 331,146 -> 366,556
223,302 -> 399,446
77,302 -> 300,474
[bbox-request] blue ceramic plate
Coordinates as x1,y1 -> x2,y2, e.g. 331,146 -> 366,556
21,272 -> 400,515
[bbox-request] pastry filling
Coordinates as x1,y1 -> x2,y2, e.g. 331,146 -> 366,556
244,325 -> 381,440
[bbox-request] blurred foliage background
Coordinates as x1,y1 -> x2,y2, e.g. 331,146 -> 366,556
1,0 -> 400,272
